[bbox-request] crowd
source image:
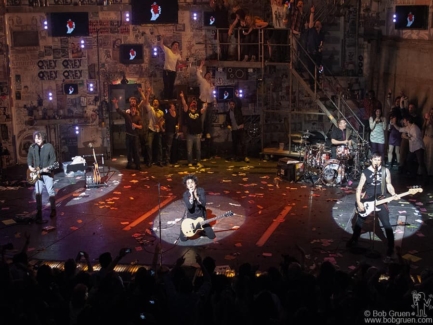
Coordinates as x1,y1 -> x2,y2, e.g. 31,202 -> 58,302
1,235 -> 433,325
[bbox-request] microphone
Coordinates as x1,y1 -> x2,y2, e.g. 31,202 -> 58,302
374,164 -> 378,170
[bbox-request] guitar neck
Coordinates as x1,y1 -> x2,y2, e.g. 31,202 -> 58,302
200,214 -> 227,226
375,191 -> 411,206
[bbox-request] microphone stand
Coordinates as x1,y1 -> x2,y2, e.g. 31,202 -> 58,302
365,165 -> 381,259
157,182 -> 163,266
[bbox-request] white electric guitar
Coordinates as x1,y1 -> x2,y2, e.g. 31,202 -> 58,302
181,211 -> 234,238
356,187 -> 423,217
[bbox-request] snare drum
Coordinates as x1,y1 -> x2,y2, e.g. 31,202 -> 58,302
336,145 -> 351,160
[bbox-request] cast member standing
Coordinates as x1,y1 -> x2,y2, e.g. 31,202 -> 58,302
369,108 -> 387,162
158,37 -> 183,100
197,60 -> 215,139
27,131 -> 57,224
163,102 -> 179,165
180,91 -> 206,167
387,114 -> 401,169
139,88 -> 164,167
391,115 -> 428,184
423,108 -> 433,177
210,0 -> 230,60
226,98 -> 249,162
346,153 -> 398,263
111,97 -> 142,170
179,174 -> 215,242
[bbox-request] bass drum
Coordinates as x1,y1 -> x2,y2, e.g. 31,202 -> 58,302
321,159 -> 343,185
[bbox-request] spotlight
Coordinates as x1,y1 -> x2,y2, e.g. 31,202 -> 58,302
75,126 -> 79,135
48,92 -> 53,101
213,89 -> 216,97
43,20 -> 48,30
125,12 -> 130,22
238,89 -> 243,98
80,39 -> 85,49
152,47 -> 158,57
192,12 -> 198,21
88,82 -> 94,93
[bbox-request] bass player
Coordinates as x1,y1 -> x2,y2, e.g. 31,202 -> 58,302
27,131 -> 57,224
179,174 -> 216,242
346,152 -> 399,263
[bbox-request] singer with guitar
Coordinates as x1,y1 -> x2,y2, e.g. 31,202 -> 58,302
346,152 -> 399,263
179,174 -> 216,242
27,131 -> 57,224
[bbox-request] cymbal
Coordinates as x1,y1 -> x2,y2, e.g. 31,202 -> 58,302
303,131 -> 315,136
292,139 -> 309,144
290,133 -> 303,138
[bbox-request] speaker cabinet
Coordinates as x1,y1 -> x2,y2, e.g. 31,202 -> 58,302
227,68 -> 248,80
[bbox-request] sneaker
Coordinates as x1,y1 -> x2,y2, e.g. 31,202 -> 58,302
244,157 -> 250,163
188,163 -> 193,167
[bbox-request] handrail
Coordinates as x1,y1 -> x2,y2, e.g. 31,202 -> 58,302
289,32 -> 365,143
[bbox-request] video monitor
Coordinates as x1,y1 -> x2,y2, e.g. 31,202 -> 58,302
49,12 -> 90,37
63,83 -> 79,95
203,12 -> 217,27
119,44 -> 144,65
394,5 -> 429,30
217,86 -> 234,102
131,0 -> 179,25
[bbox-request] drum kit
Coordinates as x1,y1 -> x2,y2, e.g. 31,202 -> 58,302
295,131 -> 370,186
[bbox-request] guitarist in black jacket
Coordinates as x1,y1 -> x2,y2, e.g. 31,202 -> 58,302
346,152 -> 399,263
27,131 -> 57,224
179,174 -> 216,242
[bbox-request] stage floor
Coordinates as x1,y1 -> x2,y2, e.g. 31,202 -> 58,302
0,156 -> 431,275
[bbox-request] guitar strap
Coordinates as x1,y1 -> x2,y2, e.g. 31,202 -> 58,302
381,167 -> 387,196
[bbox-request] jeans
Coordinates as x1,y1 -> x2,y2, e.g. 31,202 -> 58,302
35,174 -> 55,196
186,133 -> 201,164
126,134 -> 140,167
164,132 -> 176,163
146,130 -> 162,164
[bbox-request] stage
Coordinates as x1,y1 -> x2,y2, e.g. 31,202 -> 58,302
0,156 -> 431,275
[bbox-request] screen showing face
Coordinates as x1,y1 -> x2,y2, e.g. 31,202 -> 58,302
131,0 -> 179,25
119,44 -> 144,64
203,12 -> 217,27
217,87 -> 234,102
394,5 -> 429,30
63,83 -> 79,95
50,12 -> 90,37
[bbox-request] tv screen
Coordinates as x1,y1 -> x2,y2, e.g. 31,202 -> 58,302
63,83 -> 79,95
49,12 -> 90,37
203,12 -> 217,28
131,0 -> 179,25
394,5 -> 429,30
217,86 -> 234,102
119,44 -> 144,64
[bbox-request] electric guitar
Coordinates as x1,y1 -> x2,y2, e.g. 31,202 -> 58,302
27,162 -> 59,184
89,143 -> 101,184
356,187 -> 423,217
181,210 -> 234,238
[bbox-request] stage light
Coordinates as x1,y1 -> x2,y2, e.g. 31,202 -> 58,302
88,82 -> 94,93
48,92 -> 53,101
238,89 -> 243,98
80,39 -> 85,49
393,14 -> 396,23
75,126 -> 79,135
192,12 -> 198,21
125,12 -> 130,22
213,89 -> 216,97
152,47 -> 158,57
43,20 -> 48,30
